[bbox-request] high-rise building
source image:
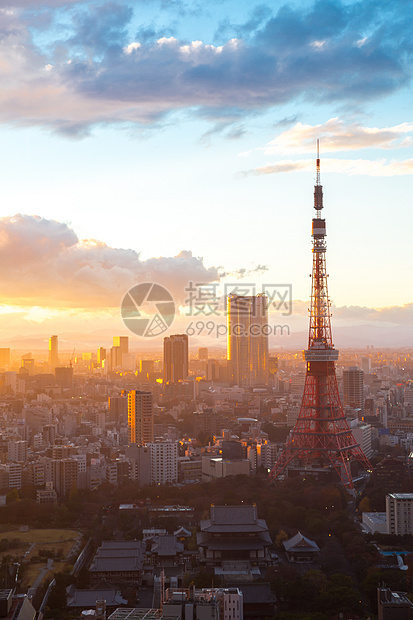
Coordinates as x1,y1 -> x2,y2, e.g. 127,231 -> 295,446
343,366 -> 364,413
97,347 -> 106,366
6,463 -> 22,489
8,440 -> 28,463
207,359 -> 220,381
149,441 -> 178,485
110,346 -> 122,370
124,444 -> 151,485
51,459 -> 78,498
108,395 -> 128,424
49,335 -> 59,369
198,347 -> 208,361
140,360 -> 155,375
111,337 -> 129,370
386,493 -> 413,535
163,334 -> 189,383
21,354 -> 34,375
361,356 -> 371,375
128,390 -> 154,445
227,294 -> 268,387
113,336 -> 128,355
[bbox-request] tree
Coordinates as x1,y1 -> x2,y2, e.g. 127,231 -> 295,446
276,530 -> 288,548
6,489 -> 19,504
358,496 -> 372,514
47,572 -> 75,611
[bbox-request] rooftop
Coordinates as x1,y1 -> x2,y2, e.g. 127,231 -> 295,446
363,512 -> 387,524
108,609 -> 178,620
283,531 -> 320,552
66,587 -> 127,608
211,505 -> 258,525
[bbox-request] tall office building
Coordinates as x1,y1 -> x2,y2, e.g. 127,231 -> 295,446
113,336 -> 128,355
198,347 -> 208,361
108,394 -> 128,424
21,354 -> 34,376
128,390 -> 154,445
227,294 -> 269,387
140,360 -> 155,374
361,356 -> 371,375
163,334 -> 189,383
149,441 -> 178,485
111,336 -> 129,370
343,366 -> 364,413
49,335 -> 59,368
45,459 -> 78,498
386,493 -> 413,535
97,347 -> 106,366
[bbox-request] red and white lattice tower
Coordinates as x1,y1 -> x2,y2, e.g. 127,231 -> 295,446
270,142 -> 372,489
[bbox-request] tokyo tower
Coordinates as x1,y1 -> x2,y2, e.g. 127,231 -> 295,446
270,142 -> 372,489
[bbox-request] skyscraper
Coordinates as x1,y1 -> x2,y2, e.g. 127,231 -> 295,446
113,336 -> 129,355
163,334 -> 189,383
343,366 -> 364,414
128,390 -> 154,444
111,336 -> 129,370
97,347 -> 106,366
360,356 -> 371,375
227,294 -> 268,386
198,347 -> 208,361
49,335 -> 59,369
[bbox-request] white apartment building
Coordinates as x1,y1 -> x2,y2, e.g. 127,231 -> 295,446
386,493 -> 413,535
149,441 -> 178,485
8,440 -> 28,463
7,463 -> 22,489
260,442 -> 280,471
352,424 -> 373,459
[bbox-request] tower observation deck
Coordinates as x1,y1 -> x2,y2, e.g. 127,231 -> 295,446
270,142 -> 372,489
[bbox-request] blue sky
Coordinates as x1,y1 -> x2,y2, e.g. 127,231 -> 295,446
0,0 -> 413,348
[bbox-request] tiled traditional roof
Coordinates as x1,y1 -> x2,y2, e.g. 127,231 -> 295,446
283,531 -> 320,552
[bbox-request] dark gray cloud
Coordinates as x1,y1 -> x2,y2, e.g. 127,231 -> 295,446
1,0 -> 412,134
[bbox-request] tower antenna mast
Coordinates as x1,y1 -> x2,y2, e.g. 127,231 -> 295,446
270,141 -> 372,489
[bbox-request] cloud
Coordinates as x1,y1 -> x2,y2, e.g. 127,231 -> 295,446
0,0 -> 412,134
287,299 -> 413,326
219,264 -> 269,279
0,215 -> 219,308
265,118 -> 413,154
246,157 -> 413,176
4,1 -> 81,5
333,303 -> 413,326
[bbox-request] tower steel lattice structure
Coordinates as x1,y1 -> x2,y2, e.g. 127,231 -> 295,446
270,142 -> 372,489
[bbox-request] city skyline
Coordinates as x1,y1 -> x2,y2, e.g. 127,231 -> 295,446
0,0 -> 412,347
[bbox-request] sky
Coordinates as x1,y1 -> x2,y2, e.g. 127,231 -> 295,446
1,0 -> 413,350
